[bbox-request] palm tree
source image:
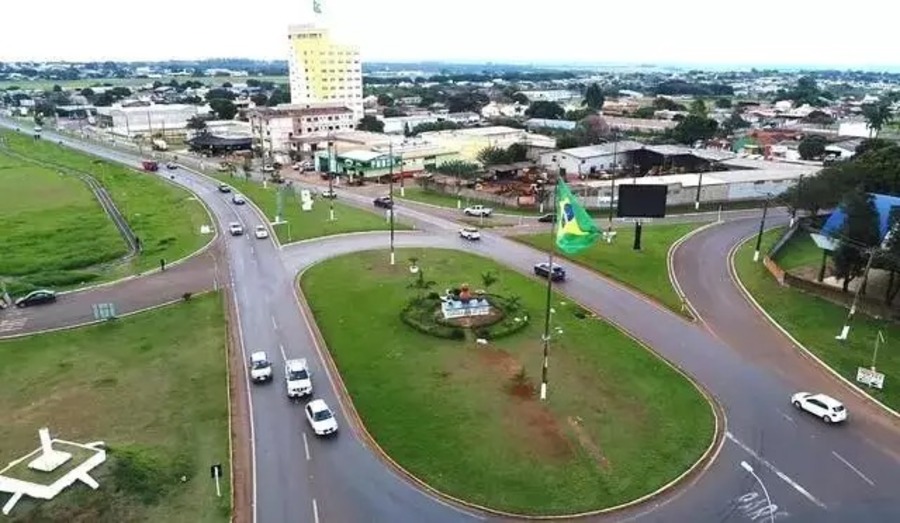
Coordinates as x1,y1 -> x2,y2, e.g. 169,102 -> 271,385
480,271 -> 498,291
861,102 -> 894,137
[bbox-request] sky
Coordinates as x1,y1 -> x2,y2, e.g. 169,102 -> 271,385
1,0 -> 897,69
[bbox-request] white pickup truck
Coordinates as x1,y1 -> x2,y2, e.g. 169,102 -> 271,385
463,205 -> 493,217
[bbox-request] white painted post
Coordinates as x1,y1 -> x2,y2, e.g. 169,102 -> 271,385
39,428 -> 53,455
214,468 -> 221,497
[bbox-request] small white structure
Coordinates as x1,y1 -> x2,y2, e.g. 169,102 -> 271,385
441,296 -> 492,320
0,428 -> 106,516
300,189 -> 313,211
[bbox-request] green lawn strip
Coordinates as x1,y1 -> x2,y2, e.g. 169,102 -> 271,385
514,222 -> 704,314
215,174 -> 405,243
301,249 -> 713,515
0,152 -> 127,294
0,75 -> 288,90
0,293 -> 230,522
735,229 -> 900,411
400,187 -> 541,216
773,227 -> 823,271
0,130 -> 210,288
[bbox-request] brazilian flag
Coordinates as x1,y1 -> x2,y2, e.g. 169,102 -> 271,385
555,179 -> 600,254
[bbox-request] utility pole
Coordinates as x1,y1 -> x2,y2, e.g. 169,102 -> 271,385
389,141 -> 396,266
327,136 -> 335,221
753,197 -> 771,262
836,248 -> 876,341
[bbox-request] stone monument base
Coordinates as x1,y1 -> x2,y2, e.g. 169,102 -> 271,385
28,451 -> 72,473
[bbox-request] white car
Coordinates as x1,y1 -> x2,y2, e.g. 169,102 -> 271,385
254,225 -> 269,239
249,351 -> 273,383
459,227 -> 481,241
229,222 -> 244,236
305,399 -> 339,436
463,205 -> 493,217
791,392 -> 847,423
285,358 -> 313,399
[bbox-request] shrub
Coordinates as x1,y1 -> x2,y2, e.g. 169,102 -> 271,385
109,445 -> 193,505
182,292 -> 193,301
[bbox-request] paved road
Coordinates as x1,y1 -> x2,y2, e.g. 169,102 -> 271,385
6,119 -> 900,522
672,216 -> 900,521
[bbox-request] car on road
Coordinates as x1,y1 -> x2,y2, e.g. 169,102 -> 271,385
249,351 -> 273,383
218,183 -> 232,193
320,189 -> 337,199
373,196 -> 394,209
791,392 -> 847,423
305,399 -> 338,436
537,213 -> 556,223
231,194 -> 246,205
463,204 -> 493,217
15,289 -> 57,308
285,358 -> 313,399
459,227 -> 481,241
533,262 -> 566,282
254,225 -> 269,239
229,222 -> 244,236
166,162 -> 177,170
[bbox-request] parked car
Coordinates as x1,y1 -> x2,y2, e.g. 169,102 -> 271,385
320,189 -> 337,199
533,262 -> 566,282
15,289 -> 57,308
459,227 -> 481,241
232,194 -> 246,205
254,225 -> 269,239
305,399 -> 339,436
463,204 -> 493,217
537,213 -> 556,223
791,392 -> 847,423
166,162 -> 177,170
218,183 -> 232,193
249,351 -> 273,383
285,359 -> 313,399
373,196 -> 394,209
229,222 -> 244,236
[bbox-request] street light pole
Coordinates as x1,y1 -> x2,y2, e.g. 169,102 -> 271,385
695,171 -> 704,211
837,247 -> 876,341
790,174 -> 804,228
740,461 -> 775,523
389,141 -> 396,266
753,196 -> 771,262
327,138 -> 335,221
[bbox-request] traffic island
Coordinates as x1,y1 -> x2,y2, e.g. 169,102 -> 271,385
300,248 -> 716,516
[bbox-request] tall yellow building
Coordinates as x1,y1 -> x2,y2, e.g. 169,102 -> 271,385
287,1 -> 363,122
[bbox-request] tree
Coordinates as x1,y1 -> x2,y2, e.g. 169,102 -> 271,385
377,93 -> 394,107
357,115 -> 384,133
525,101 -> 565,120
266,89 -> 291,106
383,107 -> 407,117
250,93 -> 268,106
564,108 -> 593,121
653,97 -> 686,111
633,106 -> 657,119
670,115 -> 718,145
798,135 -> 828,160
209,98 -> 237,120
205,88 -> 235,102
832,189 -> 881,292
556,134 -> 580,150
477,146 -> 509,166
689,99 -> 708,117
434,160 -> 480,177
861,102 -> 893,136
52,84 -> 62,92
506,142 -> 528,163
187,116 -> 208,131
855,138 -> 893,157
577,114 -> 610,144
720,111 -> 750,136
410,121 -> 460,135
804,110 -> 835,126
480,271 -> 498,291
447,91 -> 489,113
715,98 -> 732,109
582,83 -> 605,111
511,92 -> 529,105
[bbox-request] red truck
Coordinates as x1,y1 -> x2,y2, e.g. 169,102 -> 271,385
141,160 -> 159,172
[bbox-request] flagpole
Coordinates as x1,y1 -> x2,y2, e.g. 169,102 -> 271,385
540,181 -> 558,401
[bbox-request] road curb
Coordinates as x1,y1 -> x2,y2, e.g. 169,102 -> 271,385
279,229 -> 424,248
667,220 -> 725,323
728,231 -> 900,420
290,253 -> 724,521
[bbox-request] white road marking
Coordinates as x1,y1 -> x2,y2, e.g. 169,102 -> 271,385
312,498 -> 320,523
279,344 -> 287,361
777,409 -> 795,424
832,451 -> 875,486
303,432 -> 311,461
271,316 -> 278,330
726,431 -> 827,509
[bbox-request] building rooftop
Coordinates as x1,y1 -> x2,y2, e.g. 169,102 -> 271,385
558,140 -> 646,159
340,149 -> 385,162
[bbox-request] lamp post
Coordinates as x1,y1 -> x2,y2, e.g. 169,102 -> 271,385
836,247 -> 876,341
327,137 -> 335,221
389,141 -> 396,266
790,174 -> 804,228
695,171 -> 704,211
753,195 -> 771,262
740,461 -> 775,523
398,143 -> 406,197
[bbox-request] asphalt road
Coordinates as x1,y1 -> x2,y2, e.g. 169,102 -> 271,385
5,119 -> 900,522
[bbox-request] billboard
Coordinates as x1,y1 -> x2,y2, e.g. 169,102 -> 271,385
616,184 -> 668,218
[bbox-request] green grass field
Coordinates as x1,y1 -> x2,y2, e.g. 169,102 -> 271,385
735,229 -> 900,411
301,249 -> 714,515
0,76 -> 288,91
0,130 -> 211,295
0,149 -> 128,294
774,227 -> 823,271
515,222 -> 704,314
400,187 -> 541,216
217,175 -> 405,243
0,293 -> 230,522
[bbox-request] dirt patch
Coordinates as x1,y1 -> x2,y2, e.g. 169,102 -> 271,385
477,348 -> 573,460
567,417 -> 610,470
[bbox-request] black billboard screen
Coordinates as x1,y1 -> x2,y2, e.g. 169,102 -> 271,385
616,184 -> 668,218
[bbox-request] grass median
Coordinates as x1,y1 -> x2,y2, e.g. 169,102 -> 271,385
0,293 -> 230,522
0,130 -> 210,294
215,175 -> 406,243
301,249 -> 714,515
735,228 -> 900,411
515,222 -> 705,314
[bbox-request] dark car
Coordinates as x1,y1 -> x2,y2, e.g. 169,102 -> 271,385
218,183 -> 232,193
15,290 -> 58,308
166,162 -> 177,170
533,262 -> 566,282
232,194 -> 246,205
373,196 -> 394,209
537,213 -> 556,223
